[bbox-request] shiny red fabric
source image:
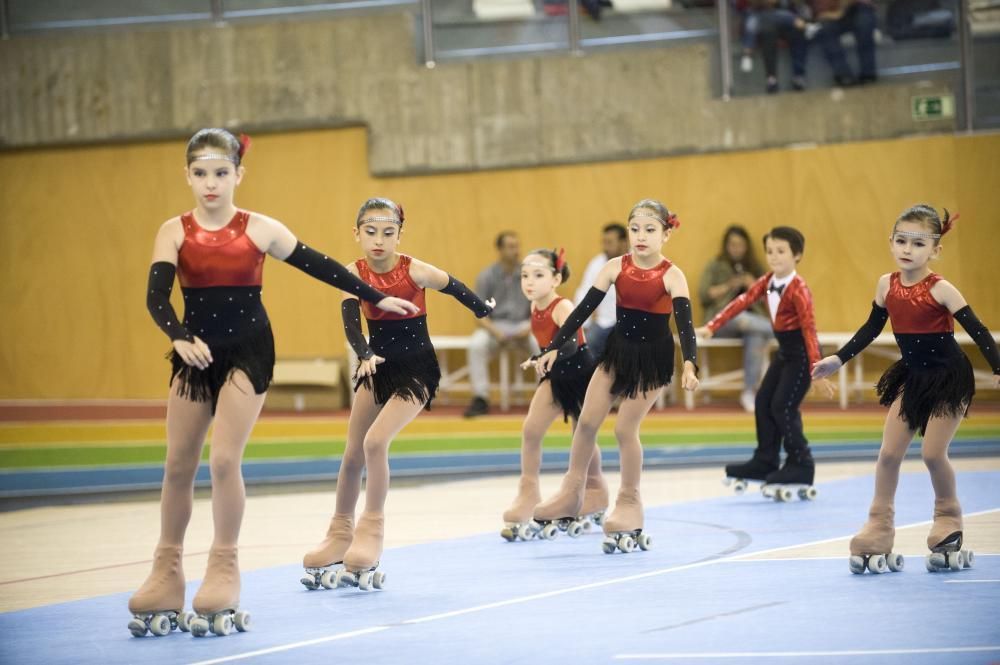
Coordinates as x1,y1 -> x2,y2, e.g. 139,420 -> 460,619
177,210 -> 264,288
615,254 -> 673,314
531,296 -> 586,349
886,272 -> 952,334
356,254 -> 427,320
708,272 -> 822,365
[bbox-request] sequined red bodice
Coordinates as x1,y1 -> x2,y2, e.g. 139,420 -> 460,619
886,272 -> 952,334
615,254 -> 673,314
177,210 -> 265,288
531,297 -> 586,349
356,254 -> 427,320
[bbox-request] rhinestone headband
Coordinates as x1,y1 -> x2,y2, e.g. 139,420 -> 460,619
190,152 -> 238,165
359,215 -> 401,225
892,230 -> 940,240
521,260 -> 554,271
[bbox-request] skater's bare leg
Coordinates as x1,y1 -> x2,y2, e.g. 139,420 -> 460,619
504,384 -> 561,523
336,386 -> 381,516
360,395 -> 426,515
922,412 -> 964,549
158,379 -> 213,546
613,389 -> 660,492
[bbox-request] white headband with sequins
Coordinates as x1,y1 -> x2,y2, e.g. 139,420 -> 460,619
521,260 -> 554,271
359,215 -> 402,225
892,230 -> 941,240
190,152 -> 238,165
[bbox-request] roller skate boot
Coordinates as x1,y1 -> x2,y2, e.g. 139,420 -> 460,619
501,478 -> 541,542
848,505 -> 903,574
189,546 -> 249,637
601,487 -> 651,554
925,498 -> 974,572
128,545 -> 191,637
761,449 -> 818,502
579,478 -> 610,533
723,453 -> 777,495
301,513 -> 354,589
338,512 -> 387,591
532,475 -> 586,540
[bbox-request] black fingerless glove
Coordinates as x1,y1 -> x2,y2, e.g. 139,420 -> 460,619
440,275 -> 492,318
342,299 -> 374,360
543,287 -> 606,354
672,296 -> 699,371
147,262 -> 193,342
285,242 -> 386,304
835,302 -> 889,364
955,305 -> 1000,374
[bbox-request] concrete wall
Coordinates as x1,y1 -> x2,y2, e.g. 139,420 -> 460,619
1,13 -> 954,174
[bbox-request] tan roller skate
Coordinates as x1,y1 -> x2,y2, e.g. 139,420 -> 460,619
601,487 -> 651,554
579,477 -> 610,533
532,475 -> 586,540
301,513 -> 354,590
337,512 -> 386,591
848,504 -> 903,574
127,545 -> 190,637
188,546 -> 249,637
501,478 -> 541,542
925,498 -> 974,572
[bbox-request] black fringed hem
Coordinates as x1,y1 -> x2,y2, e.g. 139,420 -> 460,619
354,347 -> 441,409
542,346 -> 596,422
877,356 -> 975,436
599,328 -> 674,399
168,323 -> 275,414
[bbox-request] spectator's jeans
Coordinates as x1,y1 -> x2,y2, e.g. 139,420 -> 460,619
817,2 -> 877,79
742,11 -> 759,52
712,311 -> 774,392
757,8 -> 807,78
583,322 -> 614,360
468,320 -> 538,399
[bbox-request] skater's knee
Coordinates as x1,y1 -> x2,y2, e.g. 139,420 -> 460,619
209,450 -> 242,482
921,446 -> 950,469
575,417 -> 601,441
876,446 -> 905,469
341,446 -> 365,473
522,423 -> 547,447
613,421 -> 638,445
163,455 -> 199,487
362,433 -> 390,458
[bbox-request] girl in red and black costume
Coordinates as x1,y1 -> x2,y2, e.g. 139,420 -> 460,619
697,226 -> 834,492
301,198 -> 493,591
530,199 -> 700,554
130,130 -> 417,639
500,248 -> 604,542
813,205 -> 1000,574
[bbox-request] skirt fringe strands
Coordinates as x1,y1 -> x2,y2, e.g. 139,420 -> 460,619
599,326 -> 674,399
355,347 -> 441,409
543,346 -> 596,422
168,324 -> 275,414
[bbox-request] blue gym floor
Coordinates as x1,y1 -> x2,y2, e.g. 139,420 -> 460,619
2,471 -> 999,665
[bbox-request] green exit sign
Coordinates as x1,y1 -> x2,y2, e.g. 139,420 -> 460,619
912,94 -> 955,120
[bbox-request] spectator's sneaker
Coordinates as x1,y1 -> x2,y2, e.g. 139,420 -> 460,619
740,55 -> 754,73
858,73 -> 878,85
766,78 -> 779,94
791,76 -> 806,91
464,397 -> 489,418
580,0 -> 602,19
834,74 -> 858,88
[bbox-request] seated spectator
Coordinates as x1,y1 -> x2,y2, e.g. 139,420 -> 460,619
811,0 -> 878,86
698,225 -> 773,412
752,0 -> 810,93
574,222 -> 629,360
464,231 -> 537,418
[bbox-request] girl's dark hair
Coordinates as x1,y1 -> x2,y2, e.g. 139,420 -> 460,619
526,248 -> 570,282
628,199 -> 679,229
356,197 -> 405,227
894,204 -> 955,244
186,128 -> 247,166
763,226 -> 805,256
718,224 -> 764,276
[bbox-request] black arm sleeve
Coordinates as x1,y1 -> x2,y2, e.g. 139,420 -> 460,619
341,299 -> 374,360
834,302 -> 889,364
440,275 -> 493,318
284,242 -> 387,304
555,336 -> 579,361
672,297 -> 699,370
954,305 -> 1000,374
147,262 -> 193,342
543,287 -> 606,354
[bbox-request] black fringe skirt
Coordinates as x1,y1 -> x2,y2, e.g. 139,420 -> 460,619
877,333 -> 975,435
542,346 -> 596,422
169,323 -> 275,414
599,309 -> 674,399
354,347 -> 441,409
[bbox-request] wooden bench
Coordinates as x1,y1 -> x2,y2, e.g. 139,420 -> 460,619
267,357 -> 346,411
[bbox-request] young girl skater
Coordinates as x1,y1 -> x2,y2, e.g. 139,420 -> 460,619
301,198 -> 494,591
696,226 -> 835,501
130,130 -> 417,638
501,249 -> 606,542
530,199 -> 700,554
812,205 -> 1000,575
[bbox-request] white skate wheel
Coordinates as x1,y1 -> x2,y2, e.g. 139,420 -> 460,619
516,523 -> 534,540
373,571 -> 386,590
178,611 -> 193,632
581,519 -> 593,533
149,614 -> 172,636
928,552 -> 946,570
734,480 -> 747,494
500,527 -> 516,542
301,573 -> 319,590
619,535 -> 635,553
925,554 -> 937,572
128,617 -> 148,637
962,550 -> 974,568
848,555 -> 865,574
592,512 -> 605,527
567,522 -> 583,538
801,487 -> 818,501
320,570 -> 337,589
359,571 -> 373,591
722,477 -> 733,487
212,613 -> 233,637
778,487 -> 794,502
601,538 -> 617,554
541,523 -> 559,540
887,553 -> 904,572
190,617 -> 210,637
637,533 -> 652,551
948,551 -> 963,571
868,554 -> 888,574
234,610 -> 250,632
334,569 -> 354,588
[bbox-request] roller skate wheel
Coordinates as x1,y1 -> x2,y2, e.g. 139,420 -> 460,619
848,555 -> 866,574
190,617 -> 210,637
149,613 -> 172,636
500,526 -> 516,542
541,523 -> 559,540
567,521 -> 583,538
778,487 -> 795,502
516,523 -> 534,540
962,550 -> 974,568
637,533 -> 652,551
359,571 -> 373,591
733,480 -> 747,494
319,570 -> 337,589
334,569 -> 355,588
722,477 -> 732,487
128,617 -> 148,637
372,571 -> 386,590
234,610 -> 250,632
601,537 -> 617,554
619,535 -> 636,553
212,613 -> 233,637
801,486 -> 818,501
887,552 -> 905,572
868,554 -> 888,574
925,554 -> 938,572
178,611 -> 193,632
581,519 -> 593,533
300,573 -> 319,590
948,551 -> 963,571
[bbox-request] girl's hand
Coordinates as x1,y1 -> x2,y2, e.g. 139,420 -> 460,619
810,355 -> 843,380
535,350 -> 559,375
484,298 -> 496,311
681,360 -> 699,391
356,355 -> 385,378
993,374 -> 1000,389
520,357 -> 537,371
172,337 -> 213,370
376,297 -> 419,315
812,377 -> 836,399
695,326 -> 713,340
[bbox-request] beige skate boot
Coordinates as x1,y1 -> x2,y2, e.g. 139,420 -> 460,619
925,497 -> 973,572
189,546 -> 248,637
301,513 -> 354,589
580,475 -> 610,531
340,512 -> 386,591
501,477 -> 541,541
531,474 -> 586,540
848,504 -> 902,574
601,487 -> 649,554
127,545 -> 188,637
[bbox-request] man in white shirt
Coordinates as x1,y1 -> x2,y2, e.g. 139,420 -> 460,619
574,223 -> 628,359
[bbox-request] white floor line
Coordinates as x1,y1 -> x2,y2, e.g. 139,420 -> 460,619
185,507 -> 1000,665
943,579 -> 1000,583
613,646 -> 1000,659
722,552 -> 1000,563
